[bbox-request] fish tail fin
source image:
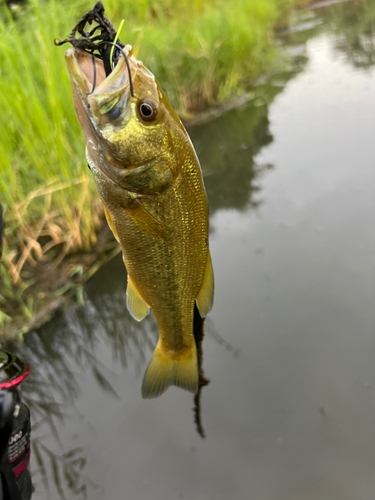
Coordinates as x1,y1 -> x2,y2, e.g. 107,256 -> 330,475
141,340 -> 198,399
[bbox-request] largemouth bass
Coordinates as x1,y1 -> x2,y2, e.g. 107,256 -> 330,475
65,44 -> 214,398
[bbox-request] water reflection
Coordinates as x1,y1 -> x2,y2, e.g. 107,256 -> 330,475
189,70 -> 306,215
282,0 -> 375,69
319,1 -> 375,67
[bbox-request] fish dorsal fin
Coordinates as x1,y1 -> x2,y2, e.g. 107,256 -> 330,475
126,275 -> 150,321
123,200 -> 170,240
196,251 -> 214,318
104,205 -> 120,242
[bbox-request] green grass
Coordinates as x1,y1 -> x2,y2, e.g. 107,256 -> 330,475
0,0 -> 300,336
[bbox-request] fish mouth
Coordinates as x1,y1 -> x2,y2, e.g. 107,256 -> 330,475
66,46 -> 137,183
65,45 -> 134,108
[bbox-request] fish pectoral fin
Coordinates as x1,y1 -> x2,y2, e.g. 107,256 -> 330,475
126,275 -> 150,321
123,200 -> 170,240
196,251 -> 214,318
142,340 -> 198,398
104,205 -> 120,242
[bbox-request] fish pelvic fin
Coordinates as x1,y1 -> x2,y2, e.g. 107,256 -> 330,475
126,274 -> 150,321
142,340 -> 198,399
196,250 -> 214,318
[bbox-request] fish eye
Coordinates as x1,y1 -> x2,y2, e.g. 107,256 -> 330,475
138,99 -> 158,122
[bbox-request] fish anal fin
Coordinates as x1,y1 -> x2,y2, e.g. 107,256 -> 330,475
142,341 -> 198,398
126,275 -> 150,321
123,200 -> 170,240
104,205 -> 120,242
196,251 -> 214,318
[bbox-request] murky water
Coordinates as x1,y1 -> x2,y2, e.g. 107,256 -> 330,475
5,1 -> 375,498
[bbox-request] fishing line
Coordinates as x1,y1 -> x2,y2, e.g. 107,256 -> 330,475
90,41 -> 134,97
89,53 -> 97,95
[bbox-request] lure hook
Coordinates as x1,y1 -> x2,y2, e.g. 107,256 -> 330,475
88,41 -> 134,97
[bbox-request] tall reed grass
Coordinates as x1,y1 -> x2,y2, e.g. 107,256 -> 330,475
0,0 -> 299,335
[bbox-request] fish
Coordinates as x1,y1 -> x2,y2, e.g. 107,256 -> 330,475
65,44 -> 214,398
